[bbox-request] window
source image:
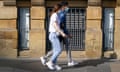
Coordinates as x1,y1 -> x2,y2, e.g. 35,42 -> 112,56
66,8 -> 86,50
18,8 -> 30,50
102,8 -> 114,51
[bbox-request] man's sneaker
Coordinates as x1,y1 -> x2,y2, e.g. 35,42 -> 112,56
40,57 -> 46,66
68,61 -> 78,67
55,65 -> 62,71
46,61 -> 55,70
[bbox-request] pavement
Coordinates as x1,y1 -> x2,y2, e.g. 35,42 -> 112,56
0,58 -> 120,72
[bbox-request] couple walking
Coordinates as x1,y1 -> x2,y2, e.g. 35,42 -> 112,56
40,1 -> 78,71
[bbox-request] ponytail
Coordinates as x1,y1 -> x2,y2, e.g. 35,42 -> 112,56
50,3 -> 62,16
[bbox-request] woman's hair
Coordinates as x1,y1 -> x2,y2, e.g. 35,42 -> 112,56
50,3 -> 62,16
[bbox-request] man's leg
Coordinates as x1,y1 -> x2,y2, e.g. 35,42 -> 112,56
64,38 -> 72,62
64,38 -> 78,66
44,50 -> 53,59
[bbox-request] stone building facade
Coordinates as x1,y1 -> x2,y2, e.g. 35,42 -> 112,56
0,0 -> 120,59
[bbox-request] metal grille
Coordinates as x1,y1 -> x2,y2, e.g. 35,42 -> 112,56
46,8 -> 86,51
66,8 -> 86,50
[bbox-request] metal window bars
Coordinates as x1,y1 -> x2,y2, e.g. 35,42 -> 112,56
65,8 -> 86,50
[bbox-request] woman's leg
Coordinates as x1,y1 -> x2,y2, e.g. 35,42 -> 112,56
46,33 -> 62,70
50,35 -> 62,64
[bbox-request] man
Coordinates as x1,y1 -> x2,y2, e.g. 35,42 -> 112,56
40,1 -> 77,67
57,1 -> 78,66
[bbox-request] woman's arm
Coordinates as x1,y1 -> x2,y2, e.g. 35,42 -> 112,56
53,22 -> 67,38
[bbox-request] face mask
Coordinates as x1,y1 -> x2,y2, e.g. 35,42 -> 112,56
65,7 -> 69,12
58,10 -> 62,14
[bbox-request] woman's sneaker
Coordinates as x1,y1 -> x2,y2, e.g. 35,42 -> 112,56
46,61 -> 55,70
40,57 -> 47,66
68,61 -> 78,67
55,65 -> 62,71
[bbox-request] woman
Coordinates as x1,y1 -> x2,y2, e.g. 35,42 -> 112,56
46,4 -> 67,70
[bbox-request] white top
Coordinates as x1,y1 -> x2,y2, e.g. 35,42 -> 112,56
49,13 -> 60,33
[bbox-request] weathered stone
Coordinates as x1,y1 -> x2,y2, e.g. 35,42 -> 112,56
0,1 -> 3,7
0,39 -> 17,58
4,0 -> 16,6
31,20 -> 44,29
46,0 -> 87,7
115,7 -> 120,20
0,31 -> 5,39
102,0 -> 116,7
86,20 -> 102,58
85,31 -> 102,58
87,7 -> 102,19
117,0 -> 120,6
0,39 -> 6,49
0,7 -> 17,19
6,39 -> 17,49
17,1 -> 30,7
88,0 -> 101,6
114,20 -> 120,59
31,7 -> 45,19
104,51 -> 116,58
4,30 -> 17,39
0,20 -> 16,29
31,0 -> 44,6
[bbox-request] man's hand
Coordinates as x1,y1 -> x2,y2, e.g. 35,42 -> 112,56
62,33 -> 68,38
68,34 -> 72,38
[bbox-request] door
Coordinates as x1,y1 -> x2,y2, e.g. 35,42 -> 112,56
18,8 -> 30,50
103,8 -> 114,51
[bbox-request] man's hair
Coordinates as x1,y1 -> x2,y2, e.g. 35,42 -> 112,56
60,1 -> 68,6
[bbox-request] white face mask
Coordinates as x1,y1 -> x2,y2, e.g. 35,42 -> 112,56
64,7 -> 69,12
58,10 -> 62,14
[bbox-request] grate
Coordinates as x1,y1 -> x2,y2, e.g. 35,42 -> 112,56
65,8 -> 86,50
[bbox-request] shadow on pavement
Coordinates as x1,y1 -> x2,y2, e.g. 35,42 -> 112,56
62,58 -> 115,70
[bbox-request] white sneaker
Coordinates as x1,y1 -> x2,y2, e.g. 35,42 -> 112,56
55,65 -> 62,71
40,57 -> 46,66
46,61 -> 55,70
68,61 -> 78,67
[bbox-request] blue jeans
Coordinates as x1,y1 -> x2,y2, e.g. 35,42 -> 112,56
49,32 -> 62,64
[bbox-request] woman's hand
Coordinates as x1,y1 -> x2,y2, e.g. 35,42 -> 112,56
62,33 -> 68,38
